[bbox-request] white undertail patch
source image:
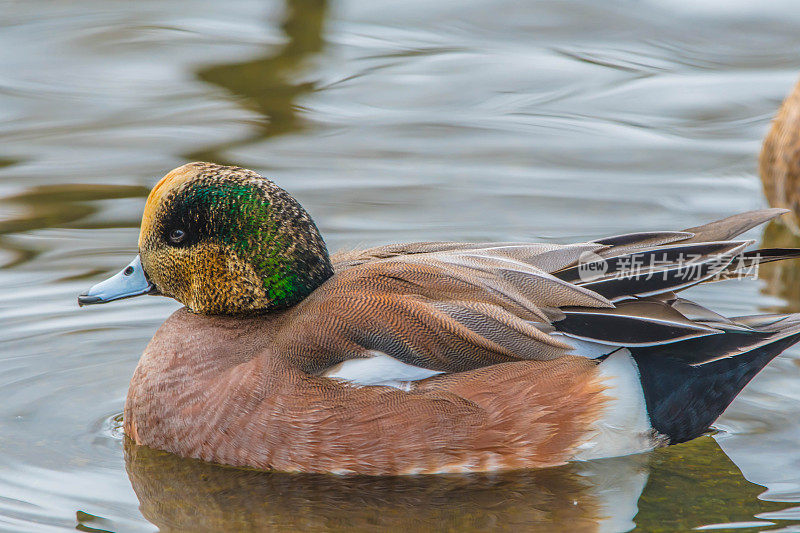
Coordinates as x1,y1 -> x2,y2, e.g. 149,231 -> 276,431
574,349 -> 657,461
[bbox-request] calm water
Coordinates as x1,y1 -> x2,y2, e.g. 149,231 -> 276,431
2,0 -> 800,531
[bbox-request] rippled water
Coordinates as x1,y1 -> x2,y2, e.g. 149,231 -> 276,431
2,0 -> 800,531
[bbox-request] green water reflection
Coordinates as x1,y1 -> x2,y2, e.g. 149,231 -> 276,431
190,0 -> 328,164
760,221 -> 800,313
636,438 -> 784,532
0,184 -> 147,268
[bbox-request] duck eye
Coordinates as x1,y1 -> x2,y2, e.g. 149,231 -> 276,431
169,228 -> 186,244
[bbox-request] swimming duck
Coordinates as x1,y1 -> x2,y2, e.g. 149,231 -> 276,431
761,76 -> 800,233
79,162 -> 800,475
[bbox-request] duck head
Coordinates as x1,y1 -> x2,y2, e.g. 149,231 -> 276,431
78,162 -> 334,315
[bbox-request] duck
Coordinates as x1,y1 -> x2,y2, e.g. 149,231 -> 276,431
79,162 -> 800,475
761,76 -> 800,233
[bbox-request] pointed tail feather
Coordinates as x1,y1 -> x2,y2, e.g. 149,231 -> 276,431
681,208 -> 789,243
708,248 -> 800,282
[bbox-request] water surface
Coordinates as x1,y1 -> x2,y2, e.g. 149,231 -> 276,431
2,0 -> 800,531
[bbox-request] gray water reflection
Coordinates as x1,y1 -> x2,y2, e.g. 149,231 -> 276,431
1,0 -> 800,531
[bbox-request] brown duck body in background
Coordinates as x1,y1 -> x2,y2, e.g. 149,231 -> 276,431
79,163 -> 800,475
761,77 -> 800,233
757,77 -> 800,311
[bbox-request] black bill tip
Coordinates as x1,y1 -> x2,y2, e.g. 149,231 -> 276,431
77,294 -> 103,307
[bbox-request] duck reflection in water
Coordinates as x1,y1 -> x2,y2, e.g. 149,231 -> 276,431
125,436 -> 786,532
125,437 -> 648,532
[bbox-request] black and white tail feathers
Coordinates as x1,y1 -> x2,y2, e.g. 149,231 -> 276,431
551,208 -> 800,444
631,313 -> 800,443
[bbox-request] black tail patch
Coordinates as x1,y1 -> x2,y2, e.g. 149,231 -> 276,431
631,323 -> 800,444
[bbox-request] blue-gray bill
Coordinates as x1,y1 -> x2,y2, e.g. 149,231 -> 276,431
77,255 -> 157,306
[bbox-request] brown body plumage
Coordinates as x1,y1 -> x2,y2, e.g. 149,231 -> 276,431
125,309 -> 605,474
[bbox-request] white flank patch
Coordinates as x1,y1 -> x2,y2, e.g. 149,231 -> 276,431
322,352 -> 443,388
553,333 -> 619,359
573,349 -> 656,461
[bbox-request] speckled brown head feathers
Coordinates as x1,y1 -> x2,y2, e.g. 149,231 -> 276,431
138,162 -> 333,315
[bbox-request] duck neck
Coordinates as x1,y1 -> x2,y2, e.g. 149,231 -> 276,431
255,235 -> 334,312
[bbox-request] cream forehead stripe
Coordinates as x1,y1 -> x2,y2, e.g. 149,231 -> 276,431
138,163 -> 202,248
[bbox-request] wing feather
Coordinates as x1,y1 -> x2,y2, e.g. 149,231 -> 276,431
556,300 -> 723,346
278,210 -> 800,381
